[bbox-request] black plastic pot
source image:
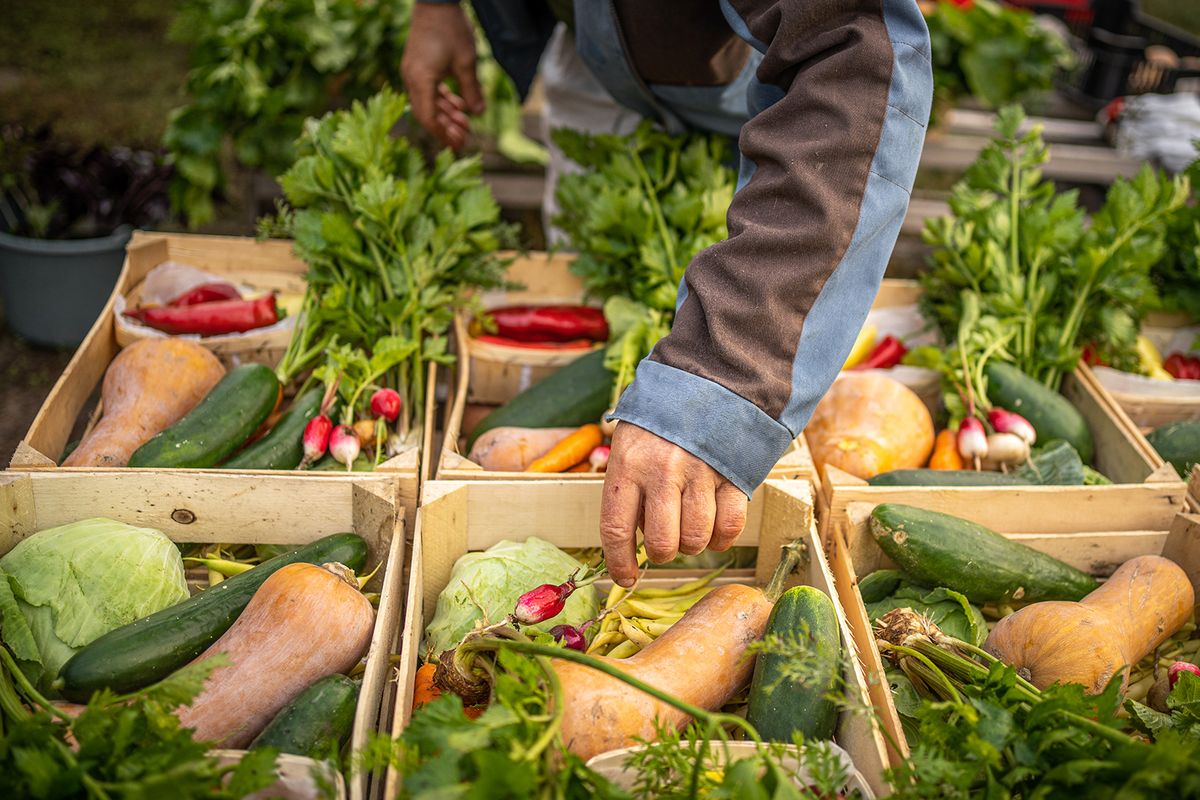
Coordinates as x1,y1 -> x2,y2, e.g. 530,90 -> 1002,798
0,225 -> 131,348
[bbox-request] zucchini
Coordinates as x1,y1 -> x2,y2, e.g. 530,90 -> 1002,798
983,362 -> 1093,463
250,674 -> 359,759
59,533 -> 367,701
222,387 -> 322,470
868,469 -> 1031,487
466,349 -> 614,450
1012,440 -> 1085,485
1146,420 -> 1200,479
746,586 -> 840,743
858,569 -> 905,603
868,504 -> 1098,604
128,364 -> 281,468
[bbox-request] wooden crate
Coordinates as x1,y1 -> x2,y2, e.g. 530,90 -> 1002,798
1089,312 -> 1200,430
0,470 -> 408,800
381,479 -> 893,798
9,231 -> 423,534
828,495 -> 1200,766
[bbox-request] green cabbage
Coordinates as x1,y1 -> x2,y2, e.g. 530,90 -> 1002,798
424,537 -> 598,656
0,518 -> 190,689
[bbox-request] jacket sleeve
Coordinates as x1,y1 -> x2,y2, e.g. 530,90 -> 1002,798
610,0 -> 932,495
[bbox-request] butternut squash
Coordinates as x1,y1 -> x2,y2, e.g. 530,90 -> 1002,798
984,555 -> 1194,694
466,426 -> 577,471
176,562 -> 374,747
805,373 -> 934,480
553,583 -> 773,760
63,339 -> 225,467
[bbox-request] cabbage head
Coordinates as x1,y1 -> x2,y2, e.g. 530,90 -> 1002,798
424,537 -> 598,656
0,518 -> 190,690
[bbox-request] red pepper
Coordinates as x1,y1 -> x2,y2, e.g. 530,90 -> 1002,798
124,294 -> 279,336
1165,353 -> 1200,380
167,282 -> 242,307
851,335 -> 908,371
473,334 -> 595,350
484,305 -> 608,343
1081,342 -> 1106,367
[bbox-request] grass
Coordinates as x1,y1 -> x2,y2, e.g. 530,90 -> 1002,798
0,0 -> 188,148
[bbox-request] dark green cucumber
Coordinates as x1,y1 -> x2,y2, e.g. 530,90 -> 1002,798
222,388 -> 322,470
58,533 -> 367,701
466,349 -> 614,450
868,469 -> 1031,487
868,504 -> 1098,604
250,675 -> 359,758
128,363 -> 281,468
1146,420 -> 1200,479
984,362 -> 1094,463
746,586 -> 841,743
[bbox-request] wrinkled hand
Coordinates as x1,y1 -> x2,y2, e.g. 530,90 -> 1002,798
600,423 -> 748,587
400,3 -> 484,150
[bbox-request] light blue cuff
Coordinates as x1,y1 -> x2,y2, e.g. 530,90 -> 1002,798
610,360 -> 795,497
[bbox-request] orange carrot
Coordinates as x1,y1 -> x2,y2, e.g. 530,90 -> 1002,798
929,428 -> 964,470
413,662 -> 441,710
565,461 -> 591,473
526,424 -> 603,473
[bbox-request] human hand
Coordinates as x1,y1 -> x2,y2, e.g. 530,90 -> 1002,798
600,422 -> 748,587
400,3 -> 485,150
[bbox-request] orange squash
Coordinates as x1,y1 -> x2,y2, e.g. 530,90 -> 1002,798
63,339 -> 225,467
553,584 -> 773,760
984,555 -> 1194,694
805,373 -> 934,479
176,562 -> 375,747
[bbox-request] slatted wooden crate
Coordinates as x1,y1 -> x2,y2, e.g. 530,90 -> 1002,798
827,495 -> 1200,766
0,470 -> 408,800
382,479 -> 893,798
9,232 -> 424,534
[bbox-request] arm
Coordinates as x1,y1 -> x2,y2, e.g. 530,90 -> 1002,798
602,0 -> 932,583
400,1 -> 484,150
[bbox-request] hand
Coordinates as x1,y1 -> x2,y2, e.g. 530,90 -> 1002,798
400,3 -> 485,151
600,423 -> 748,587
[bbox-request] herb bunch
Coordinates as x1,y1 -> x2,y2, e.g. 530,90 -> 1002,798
1151,148 -> 1200,320
552,122 -> 736,404
919,106 -> 1189,391
272,88 -> 513,440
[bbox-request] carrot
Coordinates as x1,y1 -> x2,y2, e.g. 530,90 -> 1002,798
468,426 -> 577,471
413,662 -> 441,710
526,424 -> 604,473
565,461 -> 591,473
928,428 -> 964,470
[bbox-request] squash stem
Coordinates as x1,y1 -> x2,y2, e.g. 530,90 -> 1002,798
764,540 -> 808,602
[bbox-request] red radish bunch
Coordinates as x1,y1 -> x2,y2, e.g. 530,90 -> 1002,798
988,408 -> 1036,445
329,425 -> 361,470
589,445 -> 611,472
1168,661 -> 1200,689
513,581 -> 576,625
300,416 -> 333,468
370,388 -> 402,421
956,417 -> 988,460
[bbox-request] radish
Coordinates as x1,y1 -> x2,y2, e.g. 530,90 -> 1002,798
549,624 -> 587,651
513,581 -> 575,625
985,432 -> 1030,465
329,425 -> 360,470
370,388 -> 401,422
300,415 -> 333,468
589,444 -> 611,472
988,408 -> 1036,445
1168,661 -> 1200,689
957,417 -> 988,460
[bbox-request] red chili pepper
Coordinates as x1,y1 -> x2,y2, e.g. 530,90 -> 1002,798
473,334 -> 595,350
851,335 -> 908,370
124,294 -> 279,336
484,305 -> 608,343
167,282 -> 242,307
1081,342 -> 1106,367
1164,353 -> 1200,380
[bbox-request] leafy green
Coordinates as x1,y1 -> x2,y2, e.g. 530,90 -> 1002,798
423,538 -> 598,657
1127,671 -> 1200,741
1012,440 -> 1086,485
1151,146 -> 1200,320
920,106 -> 1190,393
0,651 -> 281,799
0,518 -> 189,690
271,88 -> 514,437
926,0 -> 1071,119
863,574 -> 987,646
552,122 -> 735,399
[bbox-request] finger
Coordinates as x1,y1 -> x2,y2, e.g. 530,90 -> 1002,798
642,485 -> 682,565
709,483 -> 748,552
453,59 -> 486,115
403,67 -> 442,142
678,480 -> 716,556
435,95 -> 471,130
437,84 -> 467,110
435,113 -> 466,150
600,475 -> 643,588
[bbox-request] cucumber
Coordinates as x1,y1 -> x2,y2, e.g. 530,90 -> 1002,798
58,533 -> 367,701
129,364 -> 281,468
868,504 -> 1098,604
250,674 -> 359,759
868,469 -> 1031,487
858,569 -> 905,603
1146,420 -> 1200,479
984,362 -> 1094,463
222,388 -> 322,470
746,586 -> 841,743
466,349 -> 614,450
